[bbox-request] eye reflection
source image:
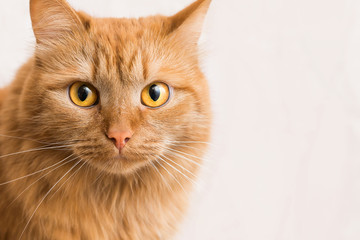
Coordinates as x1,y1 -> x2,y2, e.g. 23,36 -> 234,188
69,82 -> 98,107
141,82 -> 170,108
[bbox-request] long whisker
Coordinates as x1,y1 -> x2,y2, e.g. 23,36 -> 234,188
158,156 -> 197,187
18,159 -> 82,240
0,145 -> 74,160
0,134 -> 51,145
167,140 -> 213,146
156,158 -> 189,198
166,143 -> 208,152
0,133 -> 83,145
165,147 -> 205,161
160,154 -> 197,179
149,160 -> 173,192
163,149 -> 202,167
164,143 -> 213,165
49,158 -> 87,200
0,154 -> 75,186
9,155 -> 79,207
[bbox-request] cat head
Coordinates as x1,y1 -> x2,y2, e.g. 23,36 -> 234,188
21,0 -> 211,175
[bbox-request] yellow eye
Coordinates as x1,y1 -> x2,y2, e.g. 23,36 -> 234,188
69,82 -> 98,107
141,82 -> 170,108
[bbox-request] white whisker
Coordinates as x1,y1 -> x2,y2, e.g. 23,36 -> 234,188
149,160 -> 172,192
0,145 -> 74,160
0,154 -> 75,186
156,158 -> 189,198
18,159 -> 82,240
0,133 -> 83,146
165,147 -> 205,161
49,158 -> 86,200
160,154 -> 197,179
164,149 -> 202,167
158,155 -> 197,187
167,140 -> 213,146
8,155 -> 79,207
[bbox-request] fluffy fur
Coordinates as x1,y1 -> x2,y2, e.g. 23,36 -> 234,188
0,0 -> 211,239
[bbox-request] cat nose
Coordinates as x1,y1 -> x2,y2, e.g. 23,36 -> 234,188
106,129 -> 133,152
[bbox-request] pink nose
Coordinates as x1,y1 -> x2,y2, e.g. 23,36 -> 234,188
106,129 -> 133,152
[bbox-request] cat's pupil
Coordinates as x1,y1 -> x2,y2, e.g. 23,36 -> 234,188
149,84 -> 160,101
78,85 -> 90,101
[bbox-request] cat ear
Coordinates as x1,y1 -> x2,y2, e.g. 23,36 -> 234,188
30,0 -> 82,45
168,0 -> 211,47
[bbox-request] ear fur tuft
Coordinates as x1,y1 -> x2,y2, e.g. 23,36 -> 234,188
30,0 -> 82,44
169,0 -> 211,46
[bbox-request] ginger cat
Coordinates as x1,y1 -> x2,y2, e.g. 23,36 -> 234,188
0,0 -> 211,239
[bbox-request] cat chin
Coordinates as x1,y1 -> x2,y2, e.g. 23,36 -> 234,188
85,155 -> 149,176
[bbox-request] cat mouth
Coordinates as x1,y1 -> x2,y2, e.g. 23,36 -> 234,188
111,155 -> 128,161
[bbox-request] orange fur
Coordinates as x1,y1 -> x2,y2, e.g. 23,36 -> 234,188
0,87 -> 9,110
0,0 -> 211,239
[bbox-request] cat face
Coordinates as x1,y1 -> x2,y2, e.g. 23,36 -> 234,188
22,0 -> 211,175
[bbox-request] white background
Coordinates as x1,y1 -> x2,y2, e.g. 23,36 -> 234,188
1,0 -> 360,239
